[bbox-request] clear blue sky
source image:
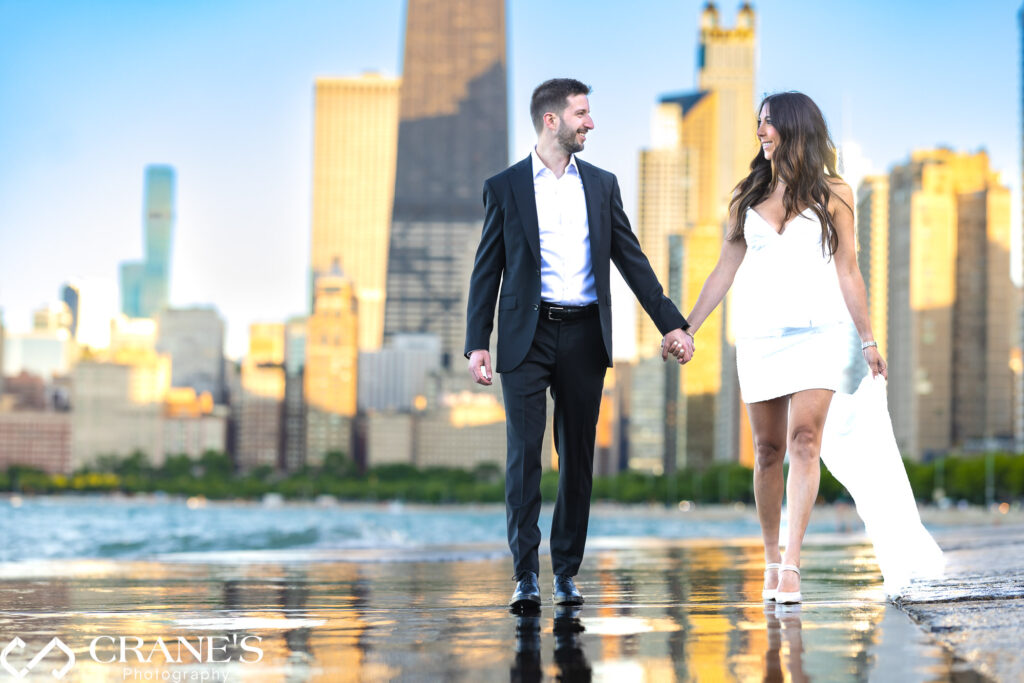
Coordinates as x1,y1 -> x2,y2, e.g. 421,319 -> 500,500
0,0 -> 1019,359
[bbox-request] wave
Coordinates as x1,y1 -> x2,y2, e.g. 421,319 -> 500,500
0,495 -> 864,564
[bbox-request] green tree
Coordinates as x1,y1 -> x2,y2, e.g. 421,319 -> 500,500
321,451 -> 357,479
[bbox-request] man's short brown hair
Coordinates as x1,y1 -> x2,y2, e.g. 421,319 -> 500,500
530,78 -> 591,133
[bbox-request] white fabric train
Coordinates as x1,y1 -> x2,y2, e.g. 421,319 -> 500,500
819,374 -> 946,596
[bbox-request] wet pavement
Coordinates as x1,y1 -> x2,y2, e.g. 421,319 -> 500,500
0,532 -> 998,682
894,523 -> 1024,683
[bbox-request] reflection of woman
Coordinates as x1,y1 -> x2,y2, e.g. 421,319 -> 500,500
764,604 -> 806,682
682,92 -> 885,604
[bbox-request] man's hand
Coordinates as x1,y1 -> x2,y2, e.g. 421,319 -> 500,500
468,349 -> 493,386
661,328 -> 694,364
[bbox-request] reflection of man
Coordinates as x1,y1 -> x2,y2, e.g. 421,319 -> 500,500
465,78 -> 693,609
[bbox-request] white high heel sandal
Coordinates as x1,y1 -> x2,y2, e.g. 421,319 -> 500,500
762,562 -> 781,601
774,564 -> 802,604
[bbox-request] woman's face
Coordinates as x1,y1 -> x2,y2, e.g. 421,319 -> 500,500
756,103 -> 780,161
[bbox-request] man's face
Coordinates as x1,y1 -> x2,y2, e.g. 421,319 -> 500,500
554,94 -> 594,154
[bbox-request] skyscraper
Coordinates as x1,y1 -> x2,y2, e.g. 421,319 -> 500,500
71,349 -> 171,469
384,0 -> 508,368
283,316 -> 308,472
310,74 -> 400,352
697,2 -> 757,216
635,2 -> 757,468
155,307 -> 226,404
120,165 -> 175,318
635,117 -> 692,355
888,149 -> 1015,459
236,323 -> 286,471
856,176 -> 890,358
305,267 -> 358,466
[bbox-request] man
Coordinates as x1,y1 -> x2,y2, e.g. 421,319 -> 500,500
465,78 -> 693,610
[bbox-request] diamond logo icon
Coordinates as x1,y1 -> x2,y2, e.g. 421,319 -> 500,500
1,637 -> 76,679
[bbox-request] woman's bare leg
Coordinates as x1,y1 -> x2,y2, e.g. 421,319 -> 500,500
747,396 -> 790,592
778,388 -> 833,594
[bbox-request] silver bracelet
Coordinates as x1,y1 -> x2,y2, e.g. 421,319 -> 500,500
861,341 -> 878,351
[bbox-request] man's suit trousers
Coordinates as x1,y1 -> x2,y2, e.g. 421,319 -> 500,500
499,311 -> 607,579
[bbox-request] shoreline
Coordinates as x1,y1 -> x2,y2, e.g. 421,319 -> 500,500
893,524 -> 1024,681
4,490 -> 1022,525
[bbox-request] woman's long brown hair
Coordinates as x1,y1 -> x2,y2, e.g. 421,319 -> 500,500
727,91 -> 849,258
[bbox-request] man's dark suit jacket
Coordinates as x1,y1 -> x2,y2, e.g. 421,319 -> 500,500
465,155 -> 686,374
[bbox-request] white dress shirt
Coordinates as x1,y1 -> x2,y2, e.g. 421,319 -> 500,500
531,148 -> 597,306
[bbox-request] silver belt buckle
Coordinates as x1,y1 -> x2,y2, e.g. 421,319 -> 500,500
547,305 -> 564,321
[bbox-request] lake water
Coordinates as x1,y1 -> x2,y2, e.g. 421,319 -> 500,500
0,495 -> 787,563
0,495 -> 985,681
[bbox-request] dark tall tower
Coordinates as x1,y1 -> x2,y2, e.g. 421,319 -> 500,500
384,0 -> 508,367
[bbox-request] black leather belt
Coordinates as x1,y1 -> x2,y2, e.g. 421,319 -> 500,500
539,302 -> 599,321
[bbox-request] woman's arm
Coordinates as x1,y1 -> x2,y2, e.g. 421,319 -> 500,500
831,180 -> 887,378
685,234 -> 747,336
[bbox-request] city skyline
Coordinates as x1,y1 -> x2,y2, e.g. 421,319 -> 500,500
0,0 -> 1020,359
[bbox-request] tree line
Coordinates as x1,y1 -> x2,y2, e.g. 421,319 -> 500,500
3,450 -> 1023,505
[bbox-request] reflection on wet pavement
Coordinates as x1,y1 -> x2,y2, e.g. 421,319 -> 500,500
0,538 -> 969,681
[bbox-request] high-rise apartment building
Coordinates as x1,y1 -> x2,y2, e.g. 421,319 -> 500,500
236,323 -> 286,471
635,132 -> 692,355
310,74 -> 400,351
857,176 -> 890,358
635,2 -> 756,468
121,165 -> 175,318
305,268 -> 358,466
844,174 -> 891,392
163,388 -> 228,458
0,412 -> 72,474
384,0 -> 508,368
71,348 -> 171,468
155,307 -> 227,404
358,333 -> 441,413
283,316 -> 308,472
888,149 -> 1015,459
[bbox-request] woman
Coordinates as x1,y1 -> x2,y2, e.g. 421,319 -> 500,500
676,91 -> 886,604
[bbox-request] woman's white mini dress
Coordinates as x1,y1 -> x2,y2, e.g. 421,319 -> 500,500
733,207 -> 946,593
733,207 -> 851,403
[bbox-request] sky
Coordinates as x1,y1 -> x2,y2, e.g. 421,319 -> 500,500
0,0 -> 1020,360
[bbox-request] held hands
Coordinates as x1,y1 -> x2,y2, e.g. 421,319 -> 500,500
468,349 -> 493,386
864,346 -> 887,379
662,328 -> 694,364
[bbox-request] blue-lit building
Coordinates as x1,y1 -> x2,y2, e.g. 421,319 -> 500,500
120,165 -> 175,318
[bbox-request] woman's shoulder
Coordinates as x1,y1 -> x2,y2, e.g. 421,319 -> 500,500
826,176 -> 854,202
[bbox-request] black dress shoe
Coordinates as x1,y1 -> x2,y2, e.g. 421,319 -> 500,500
553,575 -> 584,605
509,571 -> 542,608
